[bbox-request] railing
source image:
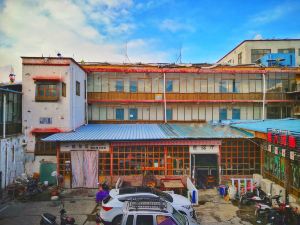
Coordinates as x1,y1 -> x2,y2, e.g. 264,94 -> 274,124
88,92 -> 293,102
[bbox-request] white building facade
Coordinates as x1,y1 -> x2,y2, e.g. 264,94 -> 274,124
21,57 -> 86,174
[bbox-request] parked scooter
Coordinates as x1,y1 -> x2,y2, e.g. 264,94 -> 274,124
40,204 -> 75,225
239,186 -> 266,205
255,191 -> 282,224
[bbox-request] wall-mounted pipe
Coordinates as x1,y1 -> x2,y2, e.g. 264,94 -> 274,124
3,93 -> 6,138
262,73 -> 266,120
163,73 -> 167,123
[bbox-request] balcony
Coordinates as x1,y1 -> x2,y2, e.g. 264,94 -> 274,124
88,92 -> 295,103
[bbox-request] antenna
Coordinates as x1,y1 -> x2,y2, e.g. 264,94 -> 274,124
123,41 -> 131,64
175,44 -> 182,64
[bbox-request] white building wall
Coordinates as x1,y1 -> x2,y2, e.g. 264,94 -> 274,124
219,40 -> 300,65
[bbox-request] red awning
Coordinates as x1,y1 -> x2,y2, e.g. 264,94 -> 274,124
32,76 -> 61,82
31,128 -> 62,134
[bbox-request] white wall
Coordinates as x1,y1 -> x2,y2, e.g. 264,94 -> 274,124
219,40 -> 300,65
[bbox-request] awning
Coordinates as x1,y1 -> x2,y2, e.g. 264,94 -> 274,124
31,128 -> 62,134
32,76 -> 61,82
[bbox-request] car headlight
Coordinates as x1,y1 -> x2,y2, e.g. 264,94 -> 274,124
182,205 -> 192,210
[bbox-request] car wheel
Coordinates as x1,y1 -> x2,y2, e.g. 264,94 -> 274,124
112,215 -> 123,225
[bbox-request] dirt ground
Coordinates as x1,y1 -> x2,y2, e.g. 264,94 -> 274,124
0,188 -> 258,225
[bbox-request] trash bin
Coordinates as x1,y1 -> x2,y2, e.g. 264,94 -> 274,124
219,185 -> 226,196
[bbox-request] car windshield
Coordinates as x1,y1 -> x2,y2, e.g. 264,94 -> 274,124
172,209 -> 187,225
152,188 -> 173,203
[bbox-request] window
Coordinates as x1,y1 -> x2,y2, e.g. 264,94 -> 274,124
116,108 -> 124,120
166,80 -> 173,92
238,52 -> 242,64
76,81 -> 80,96
156,215 -> 177,225
219,80 -> 233,93
116,80 -> 124,92
232,108 -> 240,120
129,108 -> 138,120
130,80 -> 137,92
36,83 -> 58,101
267,106 -> 281,119
278,48 -> 295,54
251,49 -> 271,63
221,139 -> 260,176
136,215 -> 154,225
62,82 -> 66,97
35,134 -> 57,155
126,215 -> 134,225
39,117 -> 52,124
166,108 -> 173,121
299,48 -> 300,56
219,108 -> 227,120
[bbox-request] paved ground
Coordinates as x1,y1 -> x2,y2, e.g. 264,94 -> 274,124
195,189 -> 256,225
0,188 -> 258,225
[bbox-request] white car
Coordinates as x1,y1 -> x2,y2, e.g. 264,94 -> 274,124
100,187 -> 196,225
120,197 -> 199,225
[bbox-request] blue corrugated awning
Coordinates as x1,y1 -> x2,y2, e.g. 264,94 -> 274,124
230,118 -> 300,133
42,123 -> 253,142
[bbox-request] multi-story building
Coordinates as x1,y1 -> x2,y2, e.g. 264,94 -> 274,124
33,61 -> 299,189
0,85 -> 24,189
85,63 -> 299,122
217,39 -> 300,66
21,57 -> 86,176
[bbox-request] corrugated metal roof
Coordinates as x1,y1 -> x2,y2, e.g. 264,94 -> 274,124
43,123 -> 253,142
230,118 -> 300,133
43,124 -> 169,142
166,124 -> 253,138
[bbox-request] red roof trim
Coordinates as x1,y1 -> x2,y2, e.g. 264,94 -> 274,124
32,76 -> 62,82
88,99 -> 298,103
84,67 -> 265,74
31,128 -> 62,134
111,140 -> 222,146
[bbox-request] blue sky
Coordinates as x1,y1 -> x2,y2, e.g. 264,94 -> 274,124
0,0 -> 300,80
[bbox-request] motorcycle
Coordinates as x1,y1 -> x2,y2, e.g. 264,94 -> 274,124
239,186 -> 266,205
40,204 -> 75,225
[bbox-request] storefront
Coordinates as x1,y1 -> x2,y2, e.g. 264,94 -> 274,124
44,124 -> 258,188
263,129 -> 300,197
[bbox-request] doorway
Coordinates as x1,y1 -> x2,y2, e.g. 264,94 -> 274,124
71,151 -> 98,188
192,154 -> 218,189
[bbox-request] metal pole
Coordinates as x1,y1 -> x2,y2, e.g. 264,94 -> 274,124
262,73 -> 266,120
3,93 -> 6,138
163,73 -> 167,123
85,73 -> 88,124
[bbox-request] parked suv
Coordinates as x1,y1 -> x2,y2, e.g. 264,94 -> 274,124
100,187 -> 196,225
120,197 -> 199,225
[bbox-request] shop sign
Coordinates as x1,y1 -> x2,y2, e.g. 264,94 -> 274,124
281,149 -> 286,157
290,151 -> 295,160
189,145 -> 219,154
274,147 -> 278,155
268,145 -> 272,152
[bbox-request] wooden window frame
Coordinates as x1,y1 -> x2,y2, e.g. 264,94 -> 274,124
35,82 -> 59,102
62,82 -> 66,97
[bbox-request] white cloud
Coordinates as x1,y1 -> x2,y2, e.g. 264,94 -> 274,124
159,19 -> 194,33
253,34 -> 263,40
0,0 -> 170,81
250,3 -> 300,25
